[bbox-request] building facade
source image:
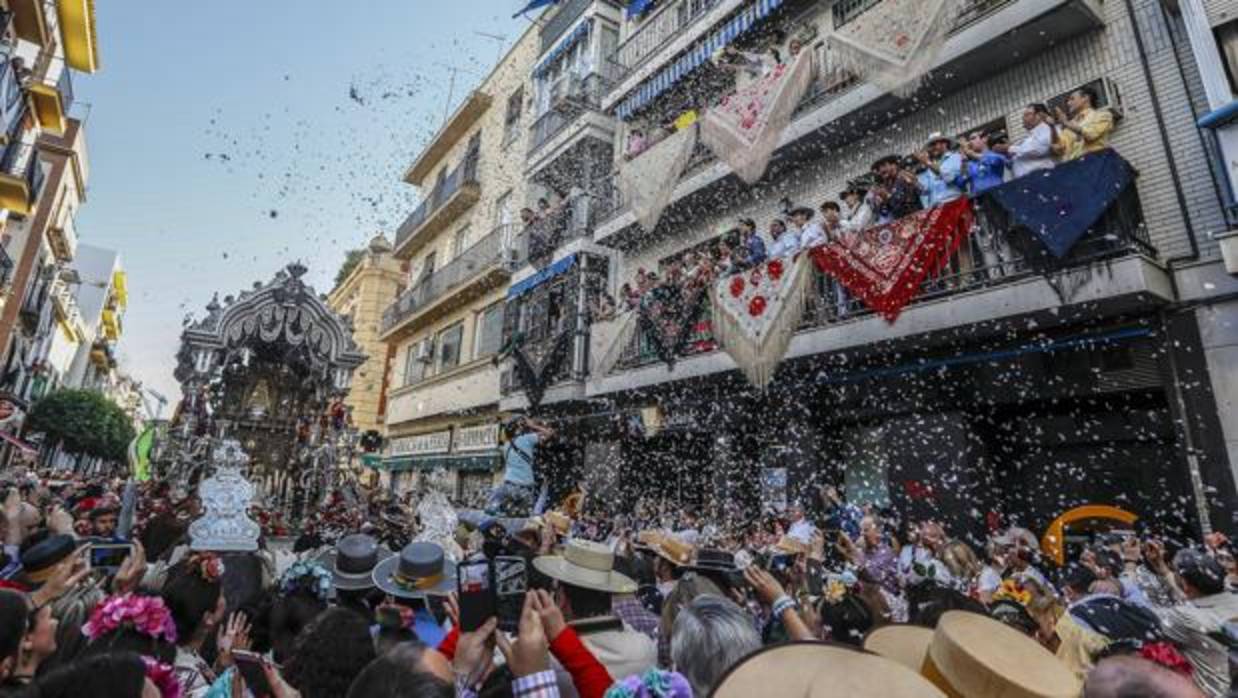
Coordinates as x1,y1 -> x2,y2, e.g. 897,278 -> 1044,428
326,234 -> 405,436
375,25 -> 541,501
493,0 -> 1238,540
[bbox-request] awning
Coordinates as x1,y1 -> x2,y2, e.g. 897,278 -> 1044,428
534,19 -> 592,79
615,0 -> 784,120
0,431 -> 37,455
379,452 -> 502,473
513,0 -> 559,18
507,253 -> 577,300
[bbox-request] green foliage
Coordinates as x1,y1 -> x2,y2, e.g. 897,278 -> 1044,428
334,249 -> 366,289
27,389 -> 136,463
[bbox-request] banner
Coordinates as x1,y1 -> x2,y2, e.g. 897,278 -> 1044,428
711,253 -> 813,389
128,426 -> 156,483
700,48 -> 816,185
809,197 -> 974,322
619,122 -> 699,232
827,0 -> 962,93
511,327 -> 574,409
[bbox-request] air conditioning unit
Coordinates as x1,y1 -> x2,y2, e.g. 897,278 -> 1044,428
415,339 -> 434,363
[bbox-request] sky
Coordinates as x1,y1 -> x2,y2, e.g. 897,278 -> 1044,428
72,1 -> 532,403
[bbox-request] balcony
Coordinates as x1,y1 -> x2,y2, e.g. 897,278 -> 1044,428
403,91 -> 491,186
595,0 -> 1103,243
393,152 -> 481,260
528,72 -> 616,160
46,211 -> 76,262
599,188 -> 1162,394
0,246 -> 14,291
381,223 -> 519,340
54,0 -> 99,73
18,273 -> 50,331
49,278 -> 83,338
0,141 -> 43,217
101,306 -> 120,340
541,0 -> 594,53
613,0 -> 722,82
28,55 -> 73,136
9,0 -> 49,45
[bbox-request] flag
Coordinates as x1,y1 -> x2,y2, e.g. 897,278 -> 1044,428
513,0 -> 559,18
809,197 -> 974,322
128,426 -> 155,482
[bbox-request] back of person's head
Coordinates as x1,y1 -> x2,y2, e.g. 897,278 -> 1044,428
907,582 -> 986,628
1063,564 -> 1098,597
819,592 -> 875,646
36,651 -> 146,698
671,594 -> 760,697
346,654 -> 454,698
285,607 -> 377,698
1083,655 -> 1205,698
1173,550 -> 1226,596
270,592 -> 327,663
660,573 -> 724,641
161,557 -> 222,644
0,589 -> 27,673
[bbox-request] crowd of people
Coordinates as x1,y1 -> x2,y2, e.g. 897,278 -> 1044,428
0,450 -> 1234,698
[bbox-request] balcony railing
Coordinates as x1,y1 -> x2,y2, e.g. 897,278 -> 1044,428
509,194 -> 604,269
0,245 -> 14,290
394,150 -> 481,252
615,188 -> 1153,371
541,0 -> 594,53
382,223 -> 519,334
529,73 -> 615,156
614,0 -> 722,79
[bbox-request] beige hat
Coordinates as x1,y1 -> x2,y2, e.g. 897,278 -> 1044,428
533,539 -> 637,594
863,625 -> 933,673
712,642 -> 947,698
924,611 -> 1081,698
651,534 -> 695,567
544,511 -> 573,536
772,535 -> 810,556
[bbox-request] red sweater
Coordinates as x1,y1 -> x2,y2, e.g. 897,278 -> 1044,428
437,625 -> 614,698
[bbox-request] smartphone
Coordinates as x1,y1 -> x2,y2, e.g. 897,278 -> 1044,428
89,542 -> 133,571
233,650 -> 275,698
494,556 -> 528,634
769,554 -> 793,575
457,559 -> 494,633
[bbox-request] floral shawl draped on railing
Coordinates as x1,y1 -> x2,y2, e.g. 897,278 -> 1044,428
711,254 -> 814,389
510,326 -> 575,409
827,0 -> 965,94
637,280 -> 712,369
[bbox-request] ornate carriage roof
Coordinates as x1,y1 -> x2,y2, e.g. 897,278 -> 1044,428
174,262 -> 366,383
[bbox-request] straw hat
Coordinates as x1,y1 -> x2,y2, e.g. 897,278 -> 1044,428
650,534 -> 695,567
533,539 -> 637,594
712,642 -> 947,698
544,511 -> 573,536
863,625 -> 933,673
923,611 -> 1081,698
771,535 -> 811,556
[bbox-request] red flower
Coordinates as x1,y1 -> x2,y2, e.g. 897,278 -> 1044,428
768,259 -> 784,281
748,296 -> 768,317
1139,642 -> 1193,676
729,276 -> 746,298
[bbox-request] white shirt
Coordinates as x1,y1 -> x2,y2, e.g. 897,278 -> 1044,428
787,518 -> 816,544
797,222 -> 827,250
839,200 -> 873,234
767,230 -> 800,258
1009,122 -> 1056,178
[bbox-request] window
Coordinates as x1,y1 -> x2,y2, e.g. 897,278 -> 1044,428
403,342 -> 427,386
495,190 -> 514,228
474,303 -> 506,359
437,323 -> 464,371
1218,20 -> 1238,94
419,251 -> 436,281
503,89 -> 523,145
453,226 -> 469,259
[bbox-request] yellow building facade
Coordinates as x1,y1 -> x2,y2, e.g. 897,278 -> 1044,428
376,24 -> 540,501
326,235 -> 405,436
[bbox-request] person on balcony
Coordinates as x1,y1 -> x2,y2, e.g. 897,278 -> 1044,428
1002,103 -> 1059,178
1054,86 -> 1114,161
737,218 -> 766,269
961,130 -> 1009,196
767,219 -> 799,259
868,155 -> 922,224
838,182 -> 874,234
915,133 -> 966,208
790,207 -> 826,250
625,129 -> 648,161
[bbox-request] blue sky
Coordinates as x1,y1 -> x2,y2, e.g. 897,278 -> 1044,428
73,1 -> 531,401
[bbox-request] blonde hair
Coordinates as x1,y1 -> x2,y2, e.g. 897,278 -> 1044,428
939,540 -> 983,582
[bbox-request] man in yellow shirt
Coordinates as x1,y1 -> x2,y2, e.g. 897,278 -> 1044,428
1053,86 -> 1114,160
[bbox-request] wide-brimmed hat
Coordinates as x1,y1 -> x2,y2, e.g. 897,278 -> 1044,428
771,535 -> 811,556
923,611 -> 1080,698
870,154 -> 902,172
712,642 -> 947,697
314,533 -> 393,591
924,131 -> 953,148
687,548 -> 738,574
863,625 -> 933,674
533,539 -> 637,594
839,179 -> 870,198
20,534 -> 85,585
650,534 -> 695,567
787,206 -> 815,220
372,541 -> 457,599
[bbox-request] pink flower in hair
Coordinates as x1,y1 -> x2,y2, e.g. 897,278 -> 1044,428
82,594 -> 178,645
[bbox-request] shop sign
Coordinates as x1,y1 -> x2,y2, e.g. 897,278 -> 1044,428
454,423 -> 499,452
389,430 -> 451,456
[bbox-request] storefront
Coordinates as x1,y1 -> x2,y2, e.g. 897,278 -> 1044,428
373,424 -> 503,503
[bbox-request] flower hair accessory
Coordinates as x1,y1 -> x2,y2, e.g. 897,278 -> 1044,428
279,561 -> 333,601
992,579 -> 1032,607
604,669 -> 693,698
186,552 -> 225,584
142,656 -> 184,698
82,593 -> 178,644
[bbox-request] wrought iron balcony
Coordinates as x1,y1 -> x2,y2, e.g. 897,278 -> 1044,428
540,0 -> 594,53
528,72 -> 615,157
0,141 -> 43,217
508,196 -> 603,269
0,245 -> 14,291
382,223 -> 520,337
613,0 -> 721,80
27,53 -> 73,136
614,188 -> 1154,372
393,151 -> 481,259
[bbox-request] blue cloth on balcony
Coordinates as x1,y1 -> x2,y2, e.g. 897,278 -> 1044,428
983,149 -> 1135,258
533,19 -> 592,78
513,0 -> 559,18
507,253 -> 577,300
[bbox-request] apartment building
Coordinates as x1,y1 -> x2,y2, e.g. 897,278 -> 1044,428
326,234 -> 405,436
376,25 -> 541,501
496,0 -> 1238,539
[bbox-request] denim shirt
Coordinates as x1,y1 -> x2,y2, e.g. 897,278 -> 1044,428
921,151 -> 966,207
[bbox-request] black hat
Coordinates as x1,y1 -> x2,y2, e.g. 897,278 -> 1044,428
871,154 -> 901,171
314,534 -> 393,591
688,548 -> 739,573
788,207 -> 815,220
372,542 -> 456,599
840,180 -> 869,198
738,217 -> 757,230
20,534 -> 80,585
